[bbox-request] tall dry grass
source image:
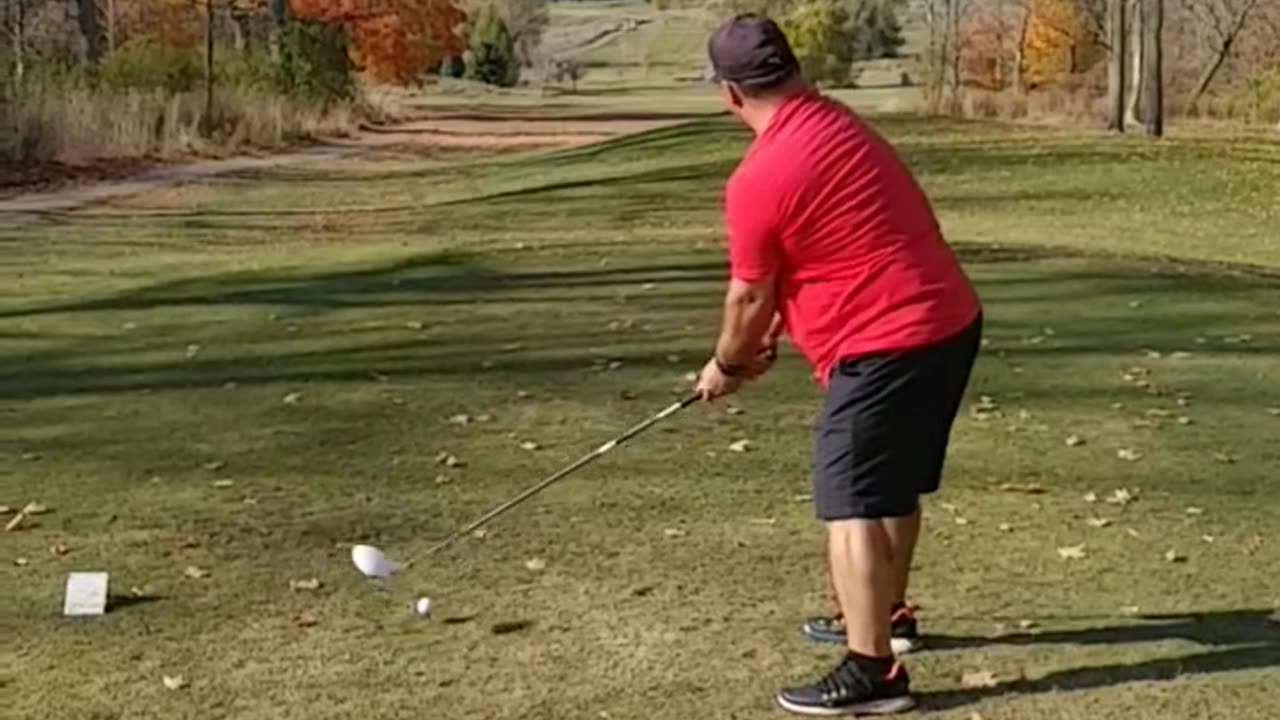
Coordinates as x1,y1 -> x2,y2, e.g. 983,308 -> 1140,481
1,84 -> 359,167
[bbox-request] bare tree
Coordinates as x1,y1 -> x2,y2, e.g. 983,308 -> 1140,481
1125,0 -> 1143,125
1142,0 -> 1163,135
1107,0 -> 1126,130
74,0 -> 100,63
1180,0 -> 1262,106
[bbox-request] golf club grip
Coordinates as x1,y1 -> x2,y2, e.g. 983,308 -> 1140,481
424,395 -> 700,556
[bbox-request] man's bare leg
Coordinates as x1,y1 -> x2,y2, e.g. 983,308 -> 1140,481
883,507 -> 922,607
827,519 -> 895,657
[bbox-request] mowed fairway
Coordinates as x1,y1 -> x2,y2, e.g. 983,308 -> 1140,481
4,113 -> 1280,720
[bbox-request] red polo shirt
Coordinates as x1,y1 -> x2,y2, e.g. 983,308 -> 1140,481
724,92 -> 981,386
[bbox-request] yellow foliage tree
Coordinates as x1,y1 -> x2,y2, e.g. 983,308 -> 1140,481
1021,0 -> 1105,88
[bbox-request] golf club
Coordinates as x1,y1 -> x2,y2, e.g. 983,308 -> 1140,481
410,392 -> 702,564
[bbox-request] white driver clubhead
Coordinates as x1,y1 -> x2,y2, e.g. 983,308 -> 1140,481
351,544 -> 399,579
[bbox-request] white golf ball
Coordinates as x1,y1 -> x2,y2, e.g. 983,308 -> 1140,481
414,597 -> 432,617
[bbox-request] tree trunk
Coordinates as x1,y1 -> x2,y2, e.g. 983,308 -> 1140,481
76,0 -> 101,64
1125,0 -> 1143,126
1188,0 -> 1258,107
947,0 -> 963,114
14,0 -> 25,92
204,0 -> 215,136
1014,9 -> 1030,92
1106,0 -> 1126,131
1141,0 -> 1162,137
106,0 -> 116,54
269,0 -> 288,63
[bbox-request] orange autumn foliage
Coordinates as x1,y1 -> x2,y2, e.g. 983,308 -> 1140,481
1021,0 -> 1104,88
291,0 -> 465,84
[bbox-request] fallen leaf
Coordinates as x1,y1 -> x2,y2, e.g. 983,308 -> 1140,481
289,578 -> 322,592
954,516 -> 970,526
1201,534 -> 1216,543
175,536 -> 201,550
1126,528 -> 1141,538
14,557 -> 29,567
1065,435 -> 1085,447
998,482 -> 1045,494
185,344 -> 201,358
642,283 -> 657,290
1170,351 -> 1193,360
501,343 -> 524,352
1111,402 -> 1125,411
726,406 -> 744,416
619,390 -> 637,400
1129,300 -> 1143,308
1083,491 -> 1099,503
683,371 -> 699,382
1266,407 -> 1280,417
1212,452 -> 1237,464
436,453 -> 464,468
1164,549 -> 1187,563
447,414 -> 471,426
472,529 -> 489,540
1121,605 -> 1142,615
1145,408 -> 1174,418
524,558 -> 547,571
1086,517 -> 1112,528
292,612 -> 319,628
961,670 -> 999,688
129,586 -> 146,598
433,474 -> 452,485
606,360 -> 624,371
212,479 -> 234,489
1107,488 -> 1135,505
1177,416 -> 1193,426
203,461 -> 226,472
791,493 -> 813,503
1018,619 -> 1037,630
728,439 -> 752,453
1057,544 -> 1087,560
748,517 -> 777,526
403,321 -> 425,330
49,543 -> 69,557
1017,409 -> 1032,421
519,441 -> 541,451
222,381 -> 238,389
282,392 -> 303,405
162,675 -> 188,691
184,565 -> 210,579
475,414 -> 493,423
516,390 -> 531,400
940,502 -> 959,513
481,360 -> 496,369
663,528 -> 687,538
1116,448 -> 1142,462
1185,506 -> 1204,516
1142,349 -> 1163,359
21,451 -> 41,461
997,523 -> 1013,532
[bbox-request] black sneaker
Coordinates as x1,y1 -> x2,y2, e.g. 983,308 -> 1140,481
802,605 -> 921,654
775,653 -> 914,716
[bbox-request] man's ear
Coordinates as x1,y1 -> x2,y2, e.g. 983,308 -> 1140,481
726,82 -> 745,109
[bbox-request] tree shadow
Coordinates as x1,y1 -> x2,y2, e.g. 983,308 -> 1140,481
918,609 -> 1280,711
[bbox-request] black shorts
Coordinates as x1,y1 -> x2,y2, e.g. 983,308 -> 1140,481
812,314 -> 982,521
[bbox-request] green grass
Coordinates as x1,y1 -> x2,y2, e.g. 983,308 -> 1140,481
4,115 -> 1280,719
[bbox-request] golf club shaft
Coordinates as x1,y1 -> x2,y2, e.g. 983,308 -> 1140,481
422,394 -> 701,557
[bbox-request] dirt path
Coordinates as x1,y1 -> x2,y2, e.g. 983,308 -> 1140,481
0,113 -> 682,223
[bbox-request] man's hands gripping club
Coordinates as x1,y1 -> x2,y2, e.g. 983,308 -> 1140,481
695,276 -> 781,401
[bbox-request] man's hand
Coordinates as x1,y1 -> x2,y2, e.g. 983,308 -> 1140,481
695,356 -> 743,401
746,342 -> 778,379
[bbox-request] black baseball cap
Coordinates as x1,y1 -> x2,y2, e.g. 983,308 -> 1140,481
706,15 -> 800,87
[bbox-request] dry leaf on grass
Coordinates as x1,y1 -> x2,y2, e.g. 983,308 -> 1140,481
1266,407 -> 1280,417
475,414 -> 493,423
791,493 -> 813,503
501,343 -> 524,352
1057,544 -> 1087,560
954,517 -> 970,526
49,543 -> 69,557
998,523 -> 1013,532
1212,452 -> 1237,464
472,529 -> 489,540
184,565 -> 210,579
1165,549 -> 1187,563
519,441 -> 541,451
749,517 -> 777,526
1201,535 -> 1216,543
289,578 -> 322,592
663,528 -> 687,538
728,440 -> 752,453
282,392 -> 303,405
516,390 -> 532,400
1116,448 -> 1142,462
14,557 -> 29,567
185,344 -> 201,358
435,453 -> 464,468
1107,488 -> 1136,505
1065,435 -> 1085,447
1018,619 -> 1038,630
666,354 -> 682,364
203,461 -> 226,472
683,371 -> 699,382
21,452 -> 41,461
1121,605 -> 1142,616
175,536 -> 201,550
212,479 -> 235,489
403,321 -> 425,330
524,558 -> 547,571
162,675 -> 188,691
1177,416 -> 1194,426
961,670 -> 999,688
1083,491 -> 1099,503
1126,528 -> 1141,538
1086,517 -> 1112,528
998,482 -> 1045,494
292,612 -> 319,628
726,406 -> 744,416
434,475 -> 452,485
1185,506 -> 1205,516
447,414 -> 471,426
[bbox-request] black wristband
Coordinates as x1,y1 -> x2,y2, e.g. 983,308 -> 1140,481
715,356 -> 747,377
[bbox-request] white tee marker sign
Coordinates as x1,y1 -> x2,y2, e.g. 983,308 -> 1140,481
63,572 -> 110,617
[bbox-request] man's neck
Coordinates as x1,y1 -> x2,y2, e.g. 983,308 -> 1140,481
742,85 -> 811,135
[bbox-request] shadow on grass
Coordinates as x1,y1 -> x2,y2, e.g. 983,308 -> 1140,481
919,610 -> 1280,711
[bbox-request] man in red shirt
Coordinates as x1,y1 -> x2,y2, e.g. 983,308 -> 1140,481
695,15 -> 983,716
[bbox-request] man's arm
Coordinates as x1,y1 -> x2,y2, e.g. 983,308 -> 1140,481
714,276 -> 778,370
